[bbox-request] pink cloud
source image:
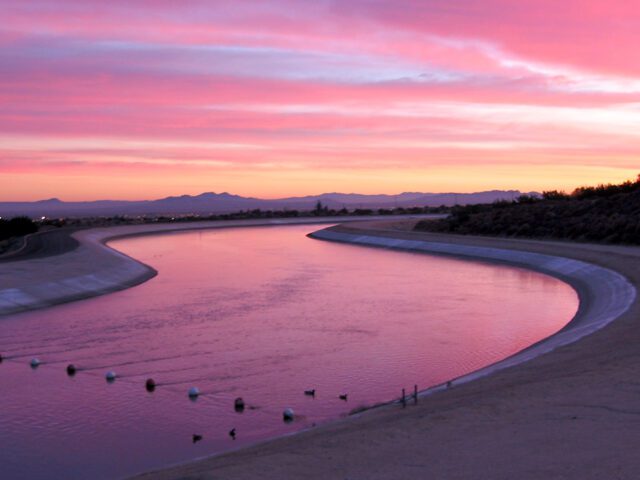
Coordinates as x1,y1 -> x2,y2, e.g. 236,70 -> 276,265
1,1 -> 639,199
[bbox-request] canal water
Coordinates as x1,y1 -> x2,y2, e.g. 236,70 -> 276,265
0,224 -> 578,479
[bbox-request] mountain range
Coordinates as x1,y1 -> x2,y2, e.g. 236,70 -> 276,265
0,190 -> 536,218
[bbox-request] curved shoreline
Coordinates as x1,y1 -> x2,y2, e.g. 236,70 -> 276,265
308,225 -> 635,396
0,215 -> 437,317
3,219 -> 640,478
134,222 -> 640,480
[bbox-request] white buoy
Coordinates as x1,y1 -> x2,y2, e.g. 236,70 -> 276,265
30,358 -> 41,368
283,407 -> 294,422
188,386 -> 200,399
105,370 -> 116,382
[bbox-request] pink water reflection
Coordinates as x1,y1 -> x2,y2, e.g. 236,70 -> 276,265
0,224 -> 578,479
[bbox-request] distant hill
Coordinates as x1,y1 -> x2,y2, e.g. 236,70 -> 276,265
415,176 -> 640,244
0,190 -> 536,218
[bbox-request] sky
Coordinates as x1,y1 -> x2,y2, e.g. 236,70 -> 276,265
1,0 -> 639,201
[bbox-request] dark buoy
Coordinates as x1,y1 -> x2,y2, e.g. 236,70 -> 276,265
188,386 -> 200,400
0,353 -> 3,364
304,389 -> 316,397
105,370 -> 116,383
66,364 -> 77,376
446,380 -> 453,388
339,394 -> 348,401
30,358 -> 41,369
192,434 -> 203,444
145,378 -> 156,392
229,428 -> 236,440
234,397 -> 245,412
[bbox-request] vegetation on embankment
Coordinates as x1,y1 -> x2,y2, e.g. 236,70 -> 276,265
0,216 -> 39,255
415,176 -> 640,244
0,216 -> 38,241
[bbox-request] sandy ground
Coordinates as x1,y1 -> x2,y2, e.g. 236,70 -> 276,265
132,220 -> 640,480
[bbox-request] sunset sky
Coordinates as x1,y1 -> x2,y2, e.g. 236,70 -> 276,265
1,0 -> 639,201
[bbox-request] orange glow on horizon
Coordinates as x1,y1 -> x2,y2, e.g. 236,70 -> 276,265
2,165 -> 636,202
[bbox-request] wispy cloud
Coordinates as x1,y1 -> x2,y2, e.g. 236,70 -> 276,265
1,0 -> 639,199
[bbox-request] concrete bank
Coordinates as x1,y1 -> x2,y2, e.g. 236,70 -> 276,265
136,222 -> 640,480
0,215 -> 437,317
309,225 -> 635,394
